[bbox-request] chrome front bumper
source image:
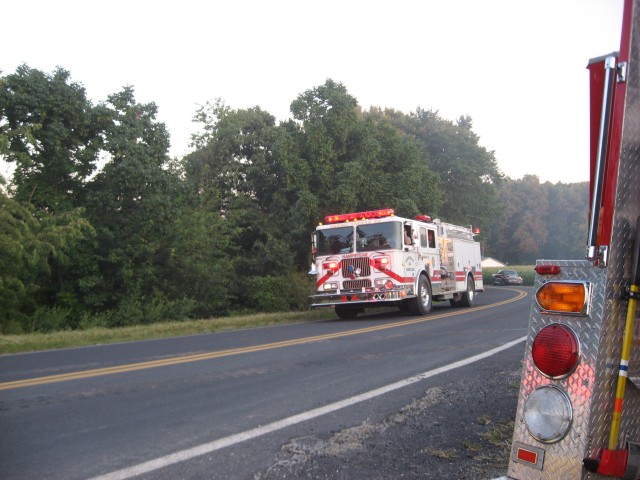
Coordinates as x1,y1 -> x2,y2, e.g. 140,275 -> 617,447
309,288 -> 411,308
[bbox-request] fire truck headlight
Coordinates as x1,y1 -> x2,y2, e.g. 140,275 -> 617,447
374,278 -> 394,289
324,282 -> 338,291
524,385 -> 573,444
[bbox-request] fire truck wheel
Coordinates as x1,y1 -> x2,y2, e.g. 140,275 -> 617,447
460,277 -> 475,307
335,305 -> 361,319
408,275 -> 432,315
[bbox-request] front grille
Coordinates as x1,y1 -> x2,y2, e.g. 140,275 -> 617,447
341,257 -> 371,277
343,279 -> 372,290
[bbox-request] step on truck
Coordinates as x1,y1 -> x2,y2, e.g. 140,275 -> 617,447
308,208 -> 483,319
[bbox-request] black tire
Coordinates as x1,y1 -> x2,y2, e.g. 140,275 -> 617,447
408,274 -> 432,315
335,305 -> 360,319
460,277 -> 475,307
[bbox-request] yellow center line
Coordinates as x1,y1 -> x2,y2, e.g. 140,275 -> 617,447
0,289 -> 528,391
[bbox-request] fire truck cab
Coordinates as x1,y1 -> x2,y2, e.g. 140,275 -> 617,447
308,208 -> 483,319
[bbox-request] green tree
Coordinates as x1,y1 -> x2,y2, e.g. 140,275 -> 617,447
382,108 -> 503,229
488,175 -> 550,264
0,192 -> 94,332
540,181 -> 589,260
289,79 -> 359,211
185,103 -> 302,308
0,65 -> 108,211
0,65 -> 106,330
85,87 -> 184,324
321,111 -> 436,217
166,205 -> 236,317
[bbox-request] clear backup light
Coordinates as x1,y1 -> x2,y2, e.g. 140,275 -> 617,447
532,324 -> 580,378
524,385 -> 573,444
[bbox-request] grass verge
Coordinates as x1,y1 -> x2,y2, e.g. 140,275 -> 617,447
0,310 -> 336,355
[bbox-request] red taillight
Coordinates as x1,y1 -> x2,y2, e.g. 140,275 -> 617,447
532,324 -> 580,378
535,265 -> 562,275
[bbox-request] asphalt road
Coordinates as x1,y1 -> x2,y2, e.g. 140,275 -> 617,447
0,286 -> 531,480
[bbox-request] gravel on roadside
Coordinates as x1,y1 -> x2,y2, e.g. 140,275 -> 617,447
255,348 -> 523,480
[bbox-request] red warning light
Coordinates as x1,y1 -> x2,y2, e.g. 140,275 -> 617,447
535,265 -> 562,275
324,209 -> 394,224
532,324 -> 580,378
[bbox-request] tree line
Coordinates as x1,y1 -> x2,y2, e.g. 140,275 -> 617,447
0,66 -> 588,333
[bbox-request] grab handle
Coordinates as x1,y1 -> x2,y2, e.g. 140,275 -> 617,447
586,55 -> 617,262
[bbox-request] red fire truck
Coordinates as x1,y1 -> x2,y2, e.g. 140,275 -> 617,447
506,0 -> 640,478
308,209 -> 483,318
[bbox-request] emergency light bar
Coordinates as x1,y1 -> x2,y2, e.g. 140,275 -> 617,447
324,209 -> 394,224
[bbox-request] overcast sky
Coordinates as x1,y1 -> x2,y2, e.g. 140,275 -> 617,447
2,0 -> 624,184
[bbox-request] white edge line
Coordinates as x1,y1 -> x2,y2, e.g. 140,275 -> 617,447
90,336 -> 527,480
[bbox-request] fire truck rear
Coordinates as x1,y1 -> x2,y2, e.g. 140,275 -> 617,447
308,208 -> 483,319
506,0 -> 640,478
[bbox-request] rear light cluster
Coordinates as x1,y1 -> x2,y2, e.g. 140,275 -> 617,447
522,265 -> 590,445
524,324 -> 579,444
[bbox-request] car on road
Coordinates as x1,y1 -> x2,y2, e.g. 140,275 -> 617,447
492,269 -> 523,286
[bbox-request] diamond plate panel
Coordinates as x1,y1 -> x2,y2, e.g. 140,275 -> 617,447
509,262 -> 607,480
602,0 -> 640,463
508,1 -> 640,477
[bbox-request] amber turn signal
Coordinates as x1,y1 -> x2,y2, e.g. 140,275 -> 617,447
536,281 -> 590,315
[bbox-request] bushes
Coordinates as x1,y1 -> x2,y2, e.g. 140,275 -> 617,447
244,273 -> 316,312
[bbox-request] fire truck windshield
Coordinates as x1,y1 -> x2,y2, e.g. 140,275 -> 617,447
316,221 -> 402,255
356,222 -> 402,251
316,227 -> 354,255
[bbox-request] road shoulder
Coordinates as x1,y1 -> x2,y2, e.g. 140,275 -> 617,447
255,344 -> 523,479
